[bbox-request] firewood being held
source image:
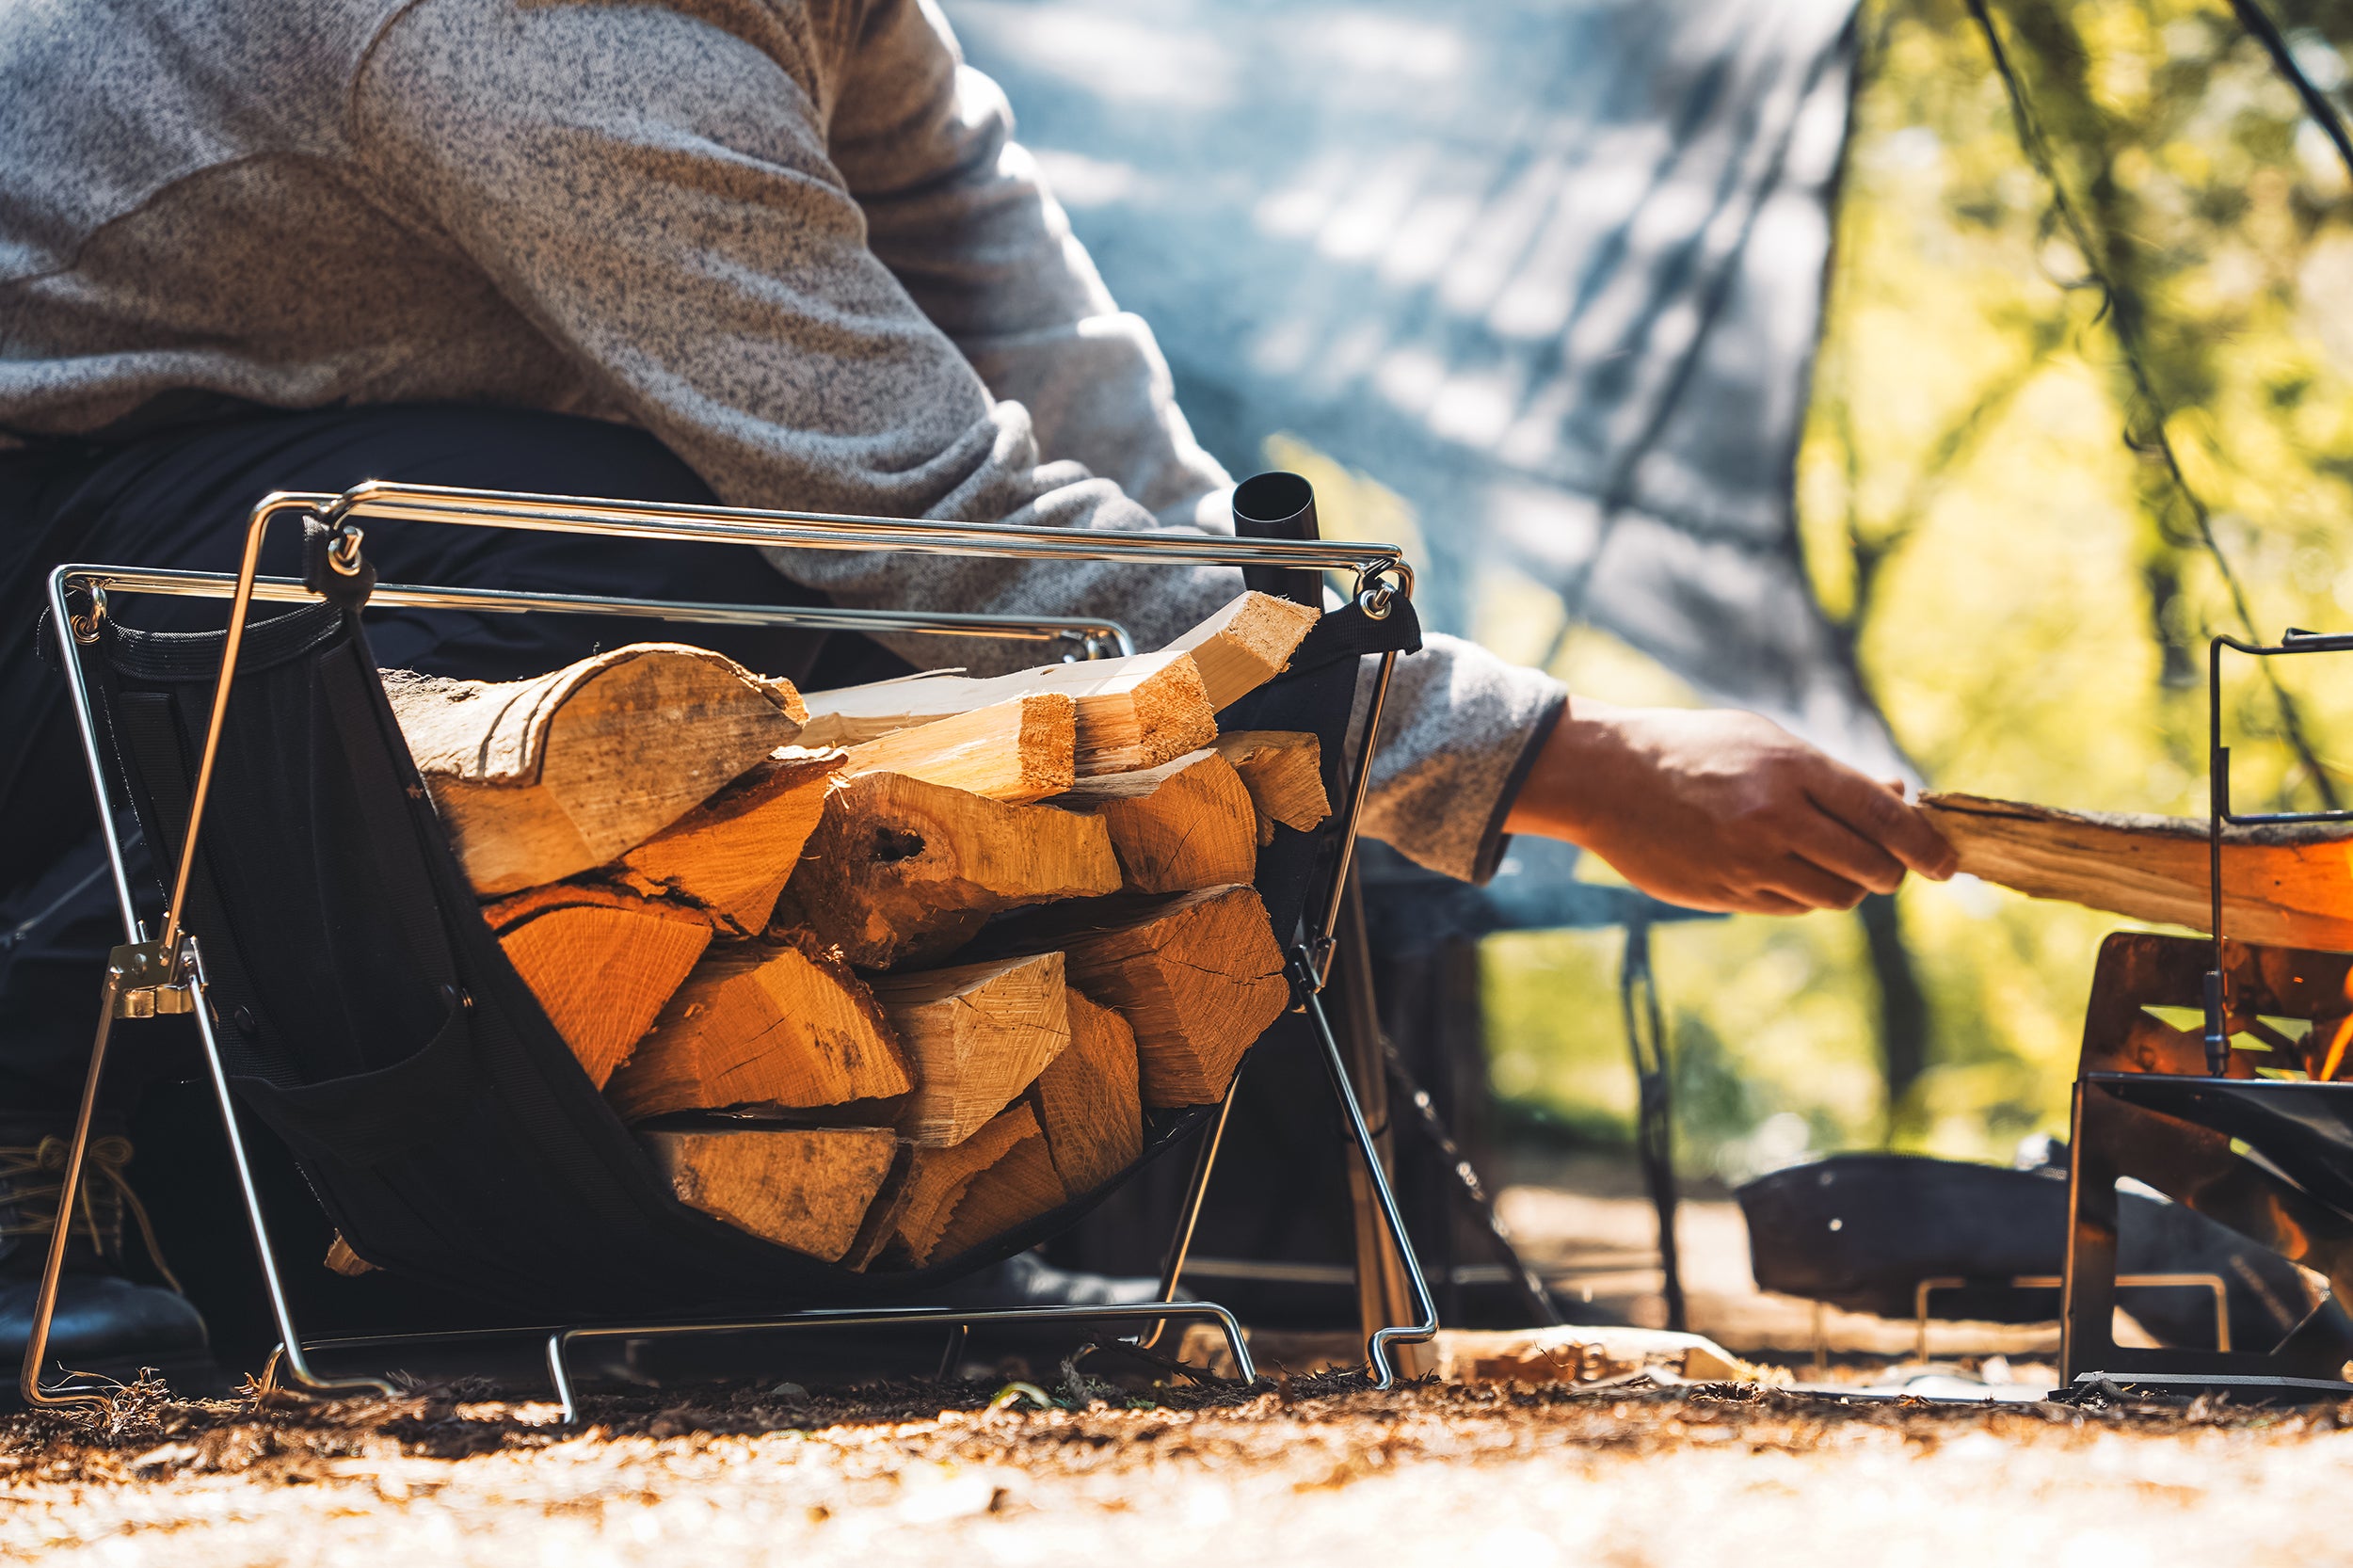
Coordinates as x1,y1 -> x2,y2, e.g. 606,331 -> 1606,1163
867,952 -> 1072,1147
1209,730 -> 1331,845
1030,988 -> 1144,1196
614,751 -> 840,934
1054,749 -> 1258,894
483,882 -> 713,1088
641,1126 -> 899,1263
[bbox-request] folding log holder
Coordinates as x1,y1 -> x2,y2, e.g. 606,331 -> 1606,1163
21,480 -> 1437,1417
2062,630 -> 2353,1400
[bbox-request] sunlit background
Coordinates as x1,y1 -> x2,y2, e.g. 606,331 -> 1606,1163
945,0 -> 2353,1187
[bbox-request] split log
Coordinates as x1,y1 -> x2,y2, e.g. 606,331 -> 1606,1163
982,885 -> 1289,1107
1055,750 -> 1257,893
1029,988 -> 1144,1196
1209,730 -> 1331,845
483,883 -> 713,1088
786,773 -> 1121,968
793,592 -> 1315,774
893,1103 -> 1043,1267
1162,591 -> 1321,709
868,953 -> 1072,1146
613,752 -> 840,934
839,694 -> 1076,804
604,935 -> 912,1120
387,645 -> 806,895
932,1117 -> 1067,1264
1920,792 -> 2353,952
641,1126 -> 900,1263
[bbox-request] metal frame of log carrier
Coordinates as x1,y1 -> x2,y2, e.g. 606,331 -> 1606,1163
22,481 -> 1438,1418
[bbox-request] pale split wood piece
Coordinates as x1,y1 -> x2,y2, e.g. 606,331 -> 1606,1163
322,1234 -> 376,1276
1030,988 -> 1144,1196
482,882 -> 714,1089
387,644 -> 807,895
1054,748 -> 1257,894
786,772 -> 1121,968
891,1103 -> 1044,1268
868,952 -> 1072,1146
1209,730 -> 1332,846
603,934 -> 913,1121
840,694 -> 1077,804
932,1119 -> 1066,1265
1919,791 -> 2353,952
614,751 -> 840,934
984,884 -> 1289,1107
640,1126 -> 899,1263
792,591 -> 1317,775
1162,590 -> 1321,710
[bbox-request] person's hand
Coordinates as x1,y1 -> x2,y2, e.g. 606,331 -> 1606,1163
1503,700 -> 1958,914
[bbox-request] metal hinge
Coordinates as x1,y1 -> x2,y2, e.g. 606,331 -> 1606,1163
107,941 -> 195,1019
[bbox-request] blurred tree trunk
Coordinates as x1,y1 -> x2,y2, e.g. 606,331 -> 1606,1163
1858,892 -> 1930,1132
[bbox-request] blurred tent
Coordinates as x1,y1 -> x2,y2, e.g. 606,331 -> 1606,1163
944,0 -> 1902,775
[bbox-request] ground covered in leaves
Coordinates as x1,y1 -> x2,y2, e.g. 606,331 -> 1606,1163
3,1369 -> 2351,1566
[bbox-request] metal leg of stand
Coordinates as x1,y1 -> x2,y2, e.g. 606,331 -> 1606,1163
18,970 -> 125,1409
936,1322 -> 970,1381
185,942 -> 394,1400
1131,1082 -> 1239,1353
1301,982 -> 1438,1386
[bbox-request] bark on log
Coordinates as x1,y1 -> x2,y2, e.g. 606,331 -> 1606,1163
613,751 -> 840,934
1161,591 -> 1321,709
604,935 -> 912,1120
786,773 -> 1120,968
1920,791 -> 2353,952
981,885 -> 1289,1107
482,883 -> 713,1088
793,592 -> 1316,774
1055,750 -> 1257,894
839,694 -> 1076,804
1029,988 -> 1144,1196
388,645 -> 805,895
1209,730 -> 1331,845
893,1103 -> 1043,1267
868,953 -> 1072,1146
640,1126 -> 900,1263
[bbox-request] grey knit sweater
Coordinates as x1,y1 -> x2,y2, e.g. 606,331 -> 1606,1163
0,0 -> 1564,881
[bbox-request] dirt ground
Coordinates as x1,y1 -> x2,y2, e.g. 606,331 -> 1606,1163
5,1369 -> 2352,1566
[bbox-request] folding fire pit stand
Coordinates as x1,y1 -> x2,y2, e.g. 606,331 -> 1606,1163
2061,629 -> 2353,1400
23,481 -> 1437,1417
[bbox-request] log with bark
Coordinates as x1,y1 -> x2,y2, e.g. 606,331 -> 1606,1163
604,934 -> 913,1120
785,772 -> 1122,968
1920,791 -> 2353,951
867,952 -> 1072,1146
1209,730 -> 1331,845
1053,749 -> 1258,893
388,646 -> 806,895
793,591 -> 1317,774
980,884 -> 1290,1107
482,883 -> 714,1088
641,1126 -> 900,1263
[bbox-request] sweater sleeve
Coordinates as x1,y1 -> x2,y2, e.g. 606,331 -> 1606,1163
351,0 -> 1556,882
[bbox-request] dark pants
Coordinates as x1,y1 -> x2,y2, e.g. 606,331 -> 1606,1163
0,403 -> 891,1115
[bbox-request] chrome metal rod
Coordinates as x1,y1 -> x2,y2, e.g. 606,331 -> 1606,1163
327,481 -> 1414,596
1316,648 -> 1401,965
539,1302 -> 1257,1423
1301,983 -> 1438,1385
44,568 -> 142,944
65,567 -> 1136,657
1134,1087 -> 1241,1352
185,938 -> 395,1399
18,969 -> 122,1410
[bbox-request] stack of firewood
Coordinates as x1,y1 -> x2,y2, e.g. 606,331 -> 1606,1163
384,593 -> 1332,1271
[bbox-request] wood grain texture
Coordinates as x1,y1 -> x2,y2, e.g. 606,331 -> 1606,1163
388,645 -> 806,895
1209,730 -> 1331,845
603,935 -> 912,1120
482,883 -> 714,1088
932,1119 -> 1066,1264
983,885 -> 1289,1107
1161,591 -> 1320,709
868,952 -> 1072,1147
839,694 -> 1076,804
1030,988 -> 1144,1196
614,752 -> 840,934
1056,750 -> 1257,893
893,1103 -> 1041,1267
786,773 -> 1121,968
639,1126 -> 898,1262
1920,791 -> 2353,952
